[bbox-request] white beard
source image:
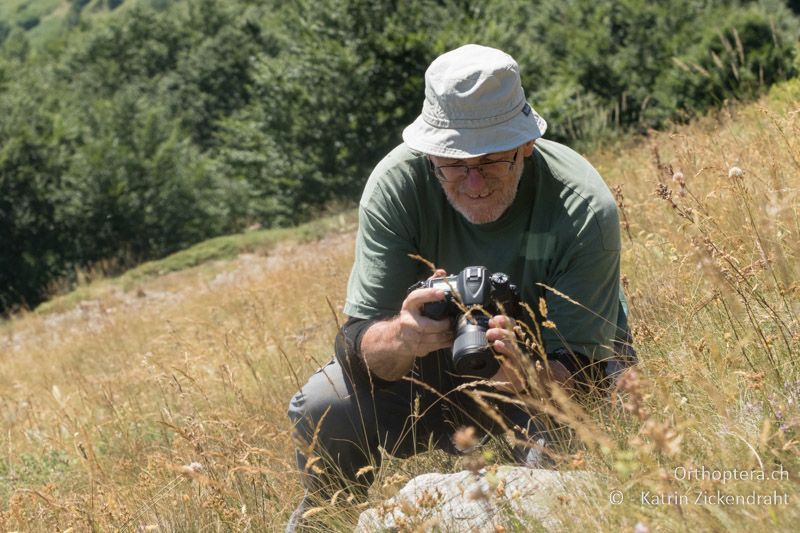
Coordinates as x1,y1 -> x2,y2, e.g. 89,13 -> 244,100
443,171 -> 523,225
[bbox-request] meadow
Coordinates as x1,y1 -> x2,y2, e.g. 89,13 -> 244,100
0,80 -> 798,531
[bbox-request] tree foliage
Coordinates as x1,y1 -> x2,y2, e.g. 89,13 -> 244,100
1,0 -> 798,312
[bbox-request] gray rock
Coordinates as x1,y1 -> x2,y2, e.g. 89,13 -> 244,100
356,467 -> 593,532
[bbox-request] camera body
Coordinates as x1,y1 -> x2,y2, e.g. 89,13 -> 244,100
409,266 -> 521,377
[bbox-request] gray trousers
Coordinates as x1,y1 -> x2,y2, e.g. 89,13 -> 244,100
286,353 -> 546,496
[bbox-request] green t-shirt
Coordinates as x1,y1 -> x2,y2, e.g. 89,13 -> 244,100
345,139 -> 627,361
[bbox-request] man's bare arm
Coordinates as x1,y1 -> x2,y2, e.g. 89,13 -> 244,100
360,287 -> 454,382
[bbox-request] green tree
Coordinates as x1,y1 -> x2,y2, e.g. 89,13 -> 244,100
0,77 -> 72,309
65,90 -> 229,264
1,27 -> 30,61
62,5 -> 190,97
661,1 -> 799,120
168,3 -> 271,148
0,21 -> 10,46
474,0 -> 798,140
213,0 -> 459,226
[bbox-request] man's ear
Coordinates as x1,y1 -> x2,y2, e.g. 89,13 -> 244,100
522,140 -> 536,157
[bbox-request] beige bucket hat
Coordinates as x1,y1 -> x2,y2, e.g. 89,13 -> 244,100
402,44 -> 547,158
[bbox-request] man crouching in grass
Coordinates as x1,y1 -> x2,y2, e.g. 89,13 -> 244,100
285,44 -> 635,531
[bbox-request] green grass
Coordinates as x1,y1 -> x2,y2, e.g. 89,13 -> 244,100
0,450 -> 74,503
118,211 -> 357,285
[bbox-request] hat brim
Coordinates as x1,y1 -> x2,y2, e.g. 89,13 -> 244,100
402,104 -> 547,158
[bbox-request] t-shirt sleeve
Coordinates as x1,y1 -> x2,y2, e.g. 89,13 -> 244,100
344,184 -> 423,319
540,206 -> 622,362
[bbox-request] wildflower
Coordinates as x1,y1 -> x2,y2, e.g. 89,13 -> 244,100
728,166 -> 744,179
613,368 -> 649,420
180,462 -> 203,475
642,419 -> 682,457
656,183 -> 672,200
742,402 -> 762,417
672,171 -> 686,196
453,426 -> 478,452
780,417 -> 799,433
179,462 -> 206,481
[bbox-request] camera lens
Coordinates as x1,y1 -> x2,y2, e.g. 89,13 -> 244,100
452,314 -> 500,378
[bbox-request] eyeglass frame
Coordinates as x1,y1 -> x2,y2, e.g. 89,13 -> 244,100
428,148 -> 521,182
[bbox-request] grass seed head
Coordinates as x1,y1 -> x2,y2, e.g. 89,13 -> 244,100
728,165 -> 744,179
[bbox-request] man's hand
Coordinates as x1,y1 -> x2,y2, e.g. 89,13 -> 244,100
486,314 -> 527,393
360,269 -> 454,381
487,315 -> 572,394
396,286 -> 455,357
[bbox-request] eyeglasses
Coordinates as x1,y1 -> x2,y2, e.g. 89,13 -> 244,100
431,149 -> 519,182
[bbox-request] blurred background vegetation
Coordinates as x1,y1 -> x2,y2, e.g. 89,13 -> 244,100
1,0 -> 799,313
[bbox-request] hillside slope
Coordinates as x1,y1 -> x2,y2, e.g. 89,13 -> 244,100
0,80 -> 798,531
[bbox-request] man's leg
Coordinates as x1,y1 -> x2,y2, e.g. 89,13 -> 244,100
287,358 -> 449,497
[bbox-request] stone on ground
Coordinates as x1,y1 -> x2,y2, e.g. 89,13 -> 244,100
356,467 -> 593,532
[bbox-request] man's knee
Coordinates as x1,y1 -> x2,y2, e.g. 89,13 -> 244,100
287,358 -> 383,490
287,359 -> 376,449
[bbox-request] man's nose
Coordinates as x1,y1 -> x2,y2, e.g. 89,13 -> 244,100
463,167 -> 486,190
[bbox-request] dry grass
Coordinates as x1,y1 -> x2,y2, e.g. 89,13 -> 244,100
1,80 -> 798,532
0,235 -> 354,531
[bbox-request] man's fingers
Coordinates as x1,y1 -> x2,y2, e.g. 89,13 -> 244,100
488,314 -> 515,329
488,339 -> 507,356
404,287 -> 448,309
428,268 -> 448,280
486,326 -> 515,344
487,326 -> 525,360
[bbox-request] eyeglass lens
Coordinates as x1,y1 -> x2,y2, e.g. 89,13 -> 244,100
438,161 -> 513,181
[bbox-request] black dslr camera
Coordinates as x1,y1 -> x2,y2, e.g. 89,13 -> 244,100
408,266 -> 521,378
